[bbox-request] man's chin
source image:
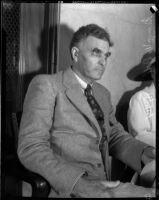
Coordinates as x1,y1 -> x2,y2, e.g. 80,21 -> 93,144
94,74 -> 103,80
87,73 -> 103,82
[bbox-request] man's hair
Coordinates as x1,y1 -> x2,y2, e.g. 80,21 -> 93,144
70,24 -> 114,53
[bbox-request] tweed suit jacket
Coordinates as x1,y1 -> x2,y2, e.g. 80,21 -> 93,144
18,67 -> 148,197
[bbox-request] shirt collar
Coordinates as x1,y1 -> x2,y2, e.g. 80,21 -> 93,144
74,73 -> 87,90
72,69 -> 91,90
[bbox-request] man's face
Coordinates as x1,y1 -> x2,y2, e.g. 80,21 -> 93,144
73,36 -> 111,83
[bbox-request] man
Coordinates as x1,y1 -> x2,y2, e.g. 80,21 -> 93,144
18,24 -> 155,197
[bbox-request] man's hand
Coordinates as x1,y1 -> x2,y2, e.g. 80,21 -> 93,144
101,180 -> 120,188
141,146 -> 155,166
72,177 -> 155,198
108,182 -> 156,198
72,177 -> 121,198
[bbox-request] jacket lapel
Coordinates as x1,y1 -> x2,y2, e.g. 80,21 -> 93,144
63,67 -> 102,137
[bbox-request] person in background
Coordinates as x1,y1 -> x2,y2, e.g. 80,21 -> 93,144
127,53 -> 156,147
18,24 -> 155,198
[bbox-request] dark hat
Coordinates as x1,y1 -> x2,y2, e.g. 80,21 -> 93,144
127,50 -> 156,81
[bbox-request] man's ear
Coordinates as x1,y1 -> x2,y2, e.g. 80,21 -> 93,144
71,47 -> 79,62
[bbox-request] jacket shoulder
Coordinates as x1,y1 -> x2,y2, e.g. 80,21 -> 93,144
29,71 -> 63,88
95,82 -> 111,96
31,71 -> 62,83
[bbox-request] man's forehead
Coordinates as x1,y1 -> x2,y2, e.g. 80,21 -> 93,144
79,36 -> 109,50
80,36 -> 109,51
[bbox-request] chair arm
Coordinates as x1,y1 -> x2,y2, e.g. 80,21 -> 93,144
6,156 -> 51,197
17,165 -> 51,197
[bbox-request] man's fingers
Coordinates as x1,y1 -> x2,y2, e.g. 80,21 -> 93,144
101,180 -> 120,188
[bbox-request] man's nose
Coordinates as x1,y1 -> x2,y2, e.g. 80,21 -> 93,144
99,56 -> 106,66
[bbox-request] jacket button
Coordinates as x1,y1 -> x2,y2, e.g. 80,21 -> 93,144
97,163 -> 102,168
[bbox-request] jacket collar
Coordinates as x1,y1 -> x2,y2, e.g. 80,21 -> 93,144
63,67 -> 102,137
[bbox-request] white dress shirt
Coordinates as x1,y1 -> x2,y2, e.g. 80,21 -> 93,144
72,69 -> 93,93
73,71 -> 88,91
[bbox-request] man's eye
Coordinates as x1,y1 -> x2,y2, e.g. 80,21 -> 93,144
91,49 -> 111,59
105,52 -> 111,58
92,50 -> 100,56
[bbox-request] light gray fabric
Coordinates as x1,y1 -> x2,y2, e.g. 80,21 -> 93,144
18,67 -> 149,197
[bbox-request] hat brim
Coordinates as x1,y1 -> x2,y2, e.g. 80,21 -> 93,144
127,51 -> 156,82
134,59 -> 155,81
127,65 -> 153,81
134,71 -> 153,81
127,60 -> 155,82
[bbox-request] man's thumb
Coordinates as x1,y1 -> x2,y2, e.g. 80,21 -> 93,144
101,180 -> 120,188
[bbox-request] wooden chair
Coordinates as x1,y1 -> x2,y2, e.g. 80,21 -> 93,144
5,112 -> 51,197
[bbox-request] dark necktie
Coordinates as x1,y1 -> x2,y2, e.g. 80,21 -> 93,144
84,84 -> 105,133
84,84 -> 109,179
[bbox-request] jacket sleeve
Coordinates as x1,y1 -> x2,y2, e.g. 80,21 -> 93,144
17,75 -> 85,197
106,91 -> 149,174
